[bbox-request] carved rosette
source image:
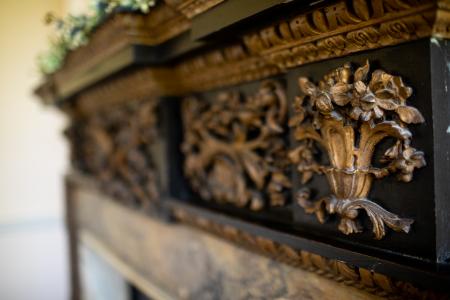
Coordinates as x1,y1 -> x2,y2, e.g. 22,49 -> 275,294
289,61 -> 426,239
66,100 -> 159,208
182,80 -> 291,210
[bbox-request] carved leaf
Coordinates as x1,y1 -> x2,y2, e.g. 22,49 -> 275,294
241,149 -> 267,189
298,77 -> 317,95
354,81 -> 367,94
383,142 -> 401,160
312,10 -> 328,32
315,93 -> 334,113
377,98 -> 399,110
354,60 -> 370,81
330,83 -> 351,105
341,199 -> 414,239
353,0 -> 370,21
288,110 -> 305,127
301,170 -> 314,184
396,105 -> 425,124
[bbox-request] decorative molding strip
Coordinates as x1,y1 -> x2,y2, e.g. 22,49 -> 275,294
243,0 -> 436,70
74,68 -> 175,115
164,0 -> 226,19
172,207 -> 448,300
37,0 -> 450,106
181,80 -> 291,210
176,43 -> 281,92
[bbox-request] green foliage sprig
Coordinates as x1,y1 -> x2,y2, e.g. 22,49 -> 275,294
37,0 -> 156,75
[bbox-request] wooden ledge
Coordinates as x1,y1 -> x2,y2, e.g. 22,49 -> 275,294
36,0 -> 450,109
68,173 -> 450,299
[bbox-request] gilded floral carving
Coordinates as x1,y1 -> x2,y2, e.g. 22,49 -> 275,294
182,81 -> 291,210
289,61 -> 425,239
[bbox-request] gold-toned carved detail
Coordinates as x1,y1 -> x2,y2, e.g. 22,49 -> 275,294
433,0 -> 450,38
66,100 -> 159,208
243,0 -> 435,70
164,0 -> 226,19
75,68 -> 175,115
172,207 -> 447,300
176,43 -> 280,93
289,61 -> 425,239
38,0 -> 450,106
182,80 -> 291,210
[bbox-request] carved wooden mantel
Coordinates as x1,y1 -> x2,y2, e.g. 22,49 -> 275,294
36,0 -> 450,299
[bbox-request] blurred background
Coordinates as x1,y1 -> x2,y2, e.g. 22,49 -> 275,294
0,1 -> 88,299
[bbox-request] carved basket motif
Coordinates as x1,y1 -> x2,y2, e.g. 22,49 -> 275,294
290,61 -> 426,239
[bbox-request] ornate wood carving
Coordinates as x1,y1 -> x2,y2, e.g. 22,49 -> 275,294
182,81 -> 291,210
38,1 -> 450,106
433,0 -> 450,38
243,0 -> 436,70
53,5 -> 190,86
74,68 -> 175,115
66,100 -> 159,208
289,61 -> 426,239
176,43 -> 280,93
172,207 -> 448,300
164,0 -> 226,19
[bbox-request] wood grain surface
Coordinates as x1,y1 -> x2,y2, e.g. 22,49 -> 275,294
74,183 -> 381,300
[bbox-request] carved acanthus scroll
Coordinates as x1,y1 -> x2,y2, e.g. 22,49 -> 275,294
66,100 -> 159,208
289,61 -> 426,239
182,81 -> 291,211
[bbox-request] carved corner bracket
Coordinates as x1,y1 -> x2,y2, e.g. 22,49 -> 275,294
289,61 -> 426,239
182,81 -> 291,210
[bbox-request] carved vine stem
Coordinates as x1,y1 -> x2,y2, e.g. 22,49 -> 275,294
289,61 -> 426,239
182,80 -> 291,210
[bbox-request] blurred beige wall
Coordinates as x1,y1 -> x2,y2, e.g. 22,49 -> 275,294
0,0 -> 69,223
0,1 -> 73,299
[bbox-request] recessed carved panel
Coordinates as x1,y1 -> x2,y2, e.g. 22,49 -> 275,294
289,61 -> 426,239
182,81 -> 291,210
66,100 -> 159,208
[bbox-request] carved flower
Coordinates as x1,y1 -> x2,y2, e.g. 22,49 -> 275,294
288,143 -> 321,184
299,78 -> 333,115
382,142 -> 426,182
349,63 -> 424,123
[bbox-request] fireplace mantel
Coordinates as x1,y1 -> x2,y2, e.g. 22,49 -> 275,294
36,0 -> 450,299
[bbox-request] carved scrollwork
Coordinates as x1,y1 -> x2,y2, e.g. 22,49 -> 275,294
289,61 -> 426,239
66,100 -> 159,208
182,80 -> 291,210
243,0 -> 434,71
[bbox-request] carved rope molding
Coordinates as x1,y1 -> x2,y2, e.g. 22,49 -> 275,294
181,81 -> 291,210
289,61 -> 425,240
66,99 -> 160,208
